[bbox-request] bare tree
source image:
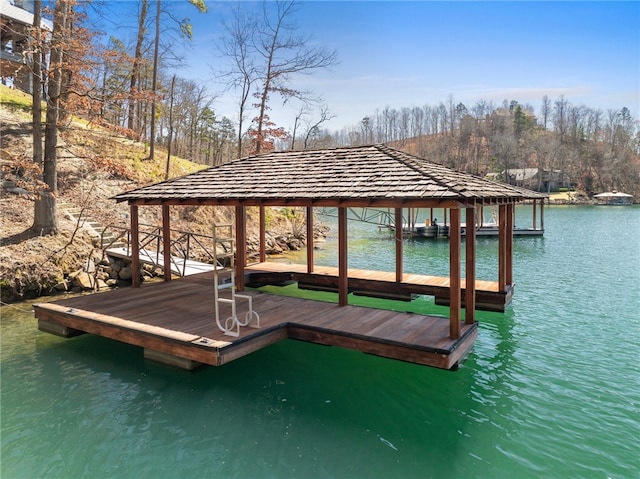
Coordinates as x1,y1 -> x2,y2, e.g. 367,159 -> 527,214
32,0 -> 72,235
289,105 -> 306,149
127,0 -> 148,134
147,0 -> 161,160
302,105 -> 335,149
218,5 -> 258,158
32,0 -> 43,169
250,0 -> 337,153
360,116 -> 373,145
410,106 -> 424,140
164,74 -> 176,180
553,95 -> 568,141
540,95 -> 551,130
148,0 -> 208,160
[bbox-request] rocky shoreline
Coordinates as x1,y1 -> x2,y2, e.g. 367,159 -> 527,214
0,215 -> 328,303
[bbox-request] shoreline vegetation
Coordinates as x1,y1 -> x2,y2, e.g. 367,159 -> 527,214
0,92 -> 325,303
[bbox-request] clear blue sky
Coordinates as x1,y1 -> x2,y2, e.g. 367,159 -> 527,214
106,1 -> 640,132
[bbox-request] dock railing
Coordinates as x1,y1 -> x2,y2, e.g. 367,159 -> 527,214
101,224 -> 227,276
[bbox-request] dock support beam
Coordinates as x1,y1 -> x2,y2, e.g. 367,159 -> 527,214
259,206 -> 266,263
131,204 -> 140,288
449,208 -> 461,338
235,206 -> 246,291
498,204 -> 507,291
307,207 -> 314,273
395,208 -> 403,282
506,203 -> 514,286
465,206 -> 476,324
338,207 -> 348,306
497,203 -> 515,290
162,205 -> 172,281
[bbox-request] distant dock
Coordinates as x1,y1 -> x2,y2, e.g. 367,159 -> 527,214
401,222 -> 544,238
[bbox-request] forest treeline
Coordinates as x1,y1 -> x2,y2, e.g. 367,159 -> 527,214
78,2 -> 640,197
104,72 -> 639,196
328,97 -> 640,196
9,0 -> 640,217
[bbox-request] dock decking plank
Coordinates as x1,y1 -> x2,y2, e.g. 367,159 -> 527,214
34,271 -> 478,370
245,261 -> 507,310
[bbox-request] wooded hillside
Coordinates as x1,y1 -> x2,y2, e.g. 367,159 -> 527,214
3,0 -> 638,199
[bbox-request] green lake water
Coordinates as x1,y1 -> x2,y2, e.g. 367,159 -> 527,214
1,206 -> 639,478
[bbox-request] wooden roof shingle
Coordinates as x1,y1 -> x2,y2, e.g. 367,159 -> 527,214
114,144 -> 544,206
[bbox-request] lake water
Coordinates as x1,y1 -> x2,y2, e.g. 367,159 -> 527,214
1,206 -> 639,478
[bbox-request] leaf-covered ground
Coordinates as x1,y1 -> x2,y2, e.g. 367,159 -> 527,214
1,102 -> 316,302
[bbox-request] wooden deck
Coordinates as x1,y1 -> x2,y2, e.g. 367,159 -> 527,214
245,261 -> 513,312
34,271 -> 478,371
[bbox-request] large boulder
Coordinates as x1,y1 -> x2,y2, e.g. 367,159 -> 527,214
74,271 -> 95,290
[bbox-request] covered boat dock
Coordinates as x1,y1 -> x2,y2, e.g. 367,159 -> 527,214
35,145 -> 532,370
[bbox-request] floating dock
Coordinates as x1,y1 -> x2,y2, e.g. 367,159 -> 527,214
404,223 -> 544,238
34,271 -> 478,371
245,262 -> 513,312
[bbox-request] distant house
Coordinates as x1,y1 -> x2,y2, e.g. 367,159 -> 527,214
485,168 -> 570,192
0,0 -> 51,93
506,168 -> 539,188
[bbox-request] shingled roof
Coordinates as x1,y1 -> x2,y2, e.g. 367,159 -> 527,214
114,144 -> 538,207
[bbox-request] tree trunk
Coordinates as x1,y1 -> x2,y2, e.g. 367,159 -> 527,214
128,0 -> 148,134
31,0 -> 55,234
32,0 -> 43,169
165,74 -> 176,180
148,0 -> 160,161
32,0 -> 68,235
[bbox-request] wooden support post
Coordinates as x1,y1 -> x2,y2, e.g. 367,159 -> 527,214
395,207 -> 403,283
532,199 -> 537,230
449,208 -> 461,338
540,199 -> 545,231
306,206 -> 314,273
506,203 -> 514,286
259,206 -> 266,263
338,207 -> 348,306
130,204 -> 140,288
162,205 -> 171,281
498,204 -> 507,291
235,206 -> 246,291
465,207 -> 476,324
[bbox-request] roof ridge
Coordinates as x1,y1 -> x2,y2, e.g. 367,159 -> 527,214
262,144 -> 380,155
